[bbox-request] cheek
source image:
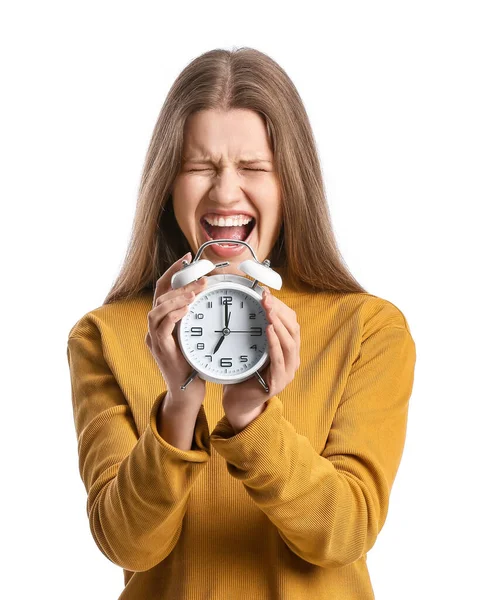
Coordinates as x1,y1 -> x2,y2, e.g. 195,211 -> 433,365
172,181 -> 203,228
250,179 -> 282,221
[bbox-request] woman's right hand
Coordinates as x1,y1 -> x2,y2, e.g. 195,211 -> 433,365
145,253 -> 209,411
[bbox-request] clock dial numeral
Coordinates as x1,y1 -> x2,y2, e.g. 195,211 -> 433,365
196,343 -> 204,350
195,313 -> 204,319
241,301 -> 244,308
221,296 -> 232,306
205,355 -> 212,362
220,358 -> 232,367
250,327 -> 262,336
250,344 -> 258,351
191,327 -> 203,336
249,313 -> 255,319
240,355 -> 248,363
207,301 -> 212,308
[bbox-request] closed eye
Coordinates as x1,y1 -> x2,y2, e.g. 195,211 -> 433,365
187,167 -> 266,172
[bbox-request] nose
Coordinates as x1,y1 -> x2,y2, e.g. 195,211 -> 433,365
209,166 -> 245,204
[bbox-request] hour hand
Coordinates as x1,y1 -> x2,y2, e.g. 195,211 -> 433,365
213,335 -> 225,355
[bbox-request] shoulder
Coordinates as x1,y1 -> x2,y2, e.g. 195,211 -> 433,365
321,292 -> 416,367
284,288 -> 414,351
306,290 -> 414,341
354,292 -> 413,338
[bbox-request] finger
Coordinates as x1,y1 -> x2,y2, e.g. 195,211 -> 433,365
266,322 -> 285,382
147,292 -> 194,361
155,276 -> 207,307
150,301 -> 191,358
158,303 -> 189,347
263,292 -> 299,340
149,290 -> 195,331
262,290 -> 296,328
153,252 -> 192,307
267,307 -> 297,372
263,292 -> 301,367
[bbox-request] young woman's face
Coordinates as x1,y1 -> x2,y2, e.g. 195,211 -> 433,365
171,108 -> 283,275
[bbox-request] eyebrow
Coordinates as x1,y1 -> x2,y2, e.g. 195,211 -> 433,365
182,156 -> 272,165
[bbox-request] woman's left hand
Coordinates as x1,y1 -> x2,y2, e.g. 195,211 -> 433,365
221,288 -> 301,431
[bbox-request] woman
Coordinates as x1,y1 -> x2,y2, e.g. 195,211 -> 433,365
67,47 -> 416,599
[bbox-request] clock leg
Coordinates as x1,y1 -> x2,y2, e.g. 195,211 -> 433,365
180,369 -> 199,391
254,370 -> 269,393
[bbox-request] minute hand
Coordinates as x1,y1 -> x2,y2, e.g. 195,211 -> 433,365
214,328 -> 262,334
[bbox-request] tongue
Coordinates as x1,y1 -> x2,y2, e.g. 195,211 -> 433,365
210,224 -> 250,241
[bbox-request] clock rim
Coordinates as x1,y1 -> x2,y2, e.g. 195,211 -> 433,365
176,279 -> 269,384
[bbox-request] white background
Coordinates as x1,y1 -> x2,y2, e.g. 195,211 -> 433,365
2,1 -> 480,598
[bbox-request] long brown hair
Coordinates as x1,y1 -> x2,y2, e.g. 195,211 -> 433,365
103,47 -> 367,305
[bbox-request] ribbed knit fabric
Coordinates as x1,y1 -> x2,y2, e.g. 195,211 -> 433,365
66,268 -> 416,600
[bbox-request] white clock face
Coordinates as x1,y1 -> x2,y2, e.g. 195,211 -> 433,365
178,283 -> 269,382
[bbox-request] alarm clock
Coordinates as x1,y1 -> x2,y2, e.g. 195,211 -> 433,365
171,238 -> 283,393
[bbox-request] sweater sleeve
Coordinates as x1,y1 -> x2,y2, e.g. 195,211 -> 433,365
209,324 -> 416,569
66,325 -> 211,573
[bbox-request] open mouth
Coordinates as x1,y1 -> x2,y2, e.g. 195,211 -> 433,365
200,217 -> 256,246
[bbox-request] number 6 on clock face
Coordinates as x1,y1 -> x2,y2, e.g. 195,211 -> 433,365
177,281 -> 270,385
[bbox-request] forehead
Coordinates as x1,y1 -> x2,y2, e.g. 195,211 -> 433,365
182,109 -> 272,161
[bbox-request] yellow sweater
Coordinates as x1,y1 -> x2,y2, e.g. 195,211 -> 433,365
66,270 -> 416,600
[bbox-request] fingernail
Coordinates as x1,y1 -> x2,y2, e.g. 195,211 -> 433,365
181,252 -> 191,261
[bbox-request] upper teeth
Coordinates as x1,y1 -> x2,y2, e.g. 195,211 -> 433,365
204,214 -> 253,227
